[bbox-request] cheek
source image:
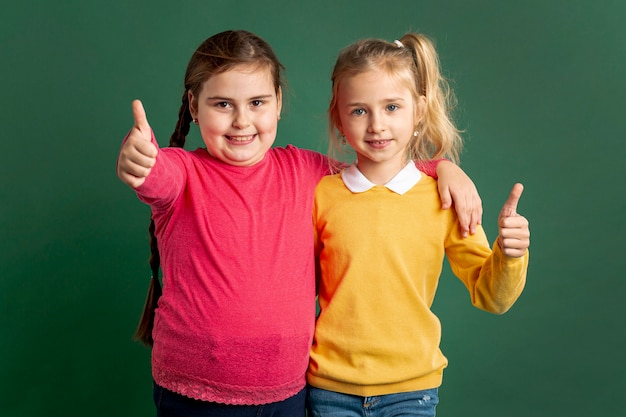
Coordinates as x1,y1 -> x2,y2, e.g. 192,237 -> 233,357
200,117 -> 229,134
341,120 -> 361,138
199,125 -> 217,142
258,113 -> 279,133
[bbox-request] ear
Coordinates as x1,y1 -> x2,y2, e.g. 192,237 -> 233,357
276,86 -> 283,119
188,90 -> 197,119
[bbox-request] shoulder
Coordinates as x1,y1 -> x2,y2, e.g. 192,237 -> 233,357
409,175 -> 454,216
161,147 -> 215,163
272,145 -> 327,162
315,173 -> 344,197
313,173 -> 344,216
414,173 -> 439,196
317,172 -> 342,186
154,147 -> 221,178
268,145 -> 330,176
159,146 -> 196,163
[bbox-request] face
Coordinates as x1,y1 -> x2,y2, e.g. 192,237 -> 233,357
189,65 -> 282,167
336,68 -> 424,181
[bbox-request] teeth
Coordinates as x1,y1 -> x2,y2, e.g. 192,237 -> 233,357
227,135 -> 254,142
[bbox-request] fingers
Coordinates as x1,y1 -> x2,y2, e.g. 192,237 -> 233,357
438,179 -> 469,237
118,169 -> 149,189
452,190 -> 483,238
122,142 -> 157,173
432,160 -> 483,238
499,183 -> 524,219
468,197 -> 483,235
498,215 -> 530,257
437,182 -> 453,210
117,146 -> 156,188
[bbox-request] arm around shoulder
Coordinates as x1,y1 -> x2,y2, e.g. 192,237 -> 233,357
434,160 -> 483,237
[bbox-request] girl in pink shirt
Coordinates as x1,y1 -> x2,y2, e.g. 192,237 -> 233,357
116,30 -> 481,417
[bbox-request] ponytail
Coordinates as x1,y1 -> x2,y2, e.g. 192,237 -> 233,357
133,93 -> 191,347
400,33 -> 462,163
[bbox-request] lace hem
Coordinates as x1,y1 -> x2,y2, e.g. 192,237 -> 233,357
153,367 -> 306,406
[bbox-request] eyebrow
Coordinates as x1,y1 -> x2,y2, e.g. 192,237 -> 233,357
345,97 -> 407,107
206,94 -> 274,101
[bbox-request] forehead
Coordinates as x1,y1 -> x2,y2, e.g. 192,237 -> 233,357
201,64 -> 276,97
338,68 -> 413,102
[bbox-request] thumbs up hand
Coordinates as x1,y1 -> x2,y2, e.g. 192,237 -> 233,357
497,183 -> 530,258
116,100 -> 158,189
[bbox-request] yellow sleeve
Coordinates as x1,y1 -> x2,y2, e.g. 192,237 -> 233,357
446,226 -> 529,314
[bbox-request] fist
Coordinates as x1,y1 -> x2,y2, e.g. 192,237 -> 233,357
116,100 -> 158,188
497,183 -> 530,258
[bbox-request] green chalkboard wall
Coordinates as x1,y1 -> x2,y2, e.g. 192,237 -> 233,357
2,1 -> 624,416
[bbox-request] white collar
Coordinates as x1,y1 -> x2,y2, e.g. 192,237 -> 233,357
341,161 -> 422,195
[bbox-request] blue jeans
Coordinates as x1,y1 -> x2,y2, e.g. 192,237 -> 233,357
153,382 -> 306,417
307,386 -> 439,417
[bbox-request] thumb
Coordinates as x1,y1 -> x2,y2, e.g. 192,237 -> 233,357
132,99 -> 151,138
499,183 -> 524,219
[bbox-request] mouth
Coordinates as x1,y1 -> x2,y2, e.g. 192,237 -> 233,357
366,139 -> 393,148
226,134 -> 256,144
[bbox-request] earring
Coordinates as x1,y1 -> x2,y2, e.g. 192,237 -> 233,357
193,118 -> 198,125
413,130 -> 419,137
341,135 -> 346,145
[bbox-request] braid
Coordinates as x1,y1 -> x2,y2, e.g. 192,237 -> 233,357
134,220 -> 162,346
134,93 -> 192,346
169,91 -> 193,148
132,30 -> 285,347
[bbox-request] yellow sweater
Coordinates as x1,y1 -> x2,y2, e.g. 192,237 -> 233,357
307,171 -> 528,396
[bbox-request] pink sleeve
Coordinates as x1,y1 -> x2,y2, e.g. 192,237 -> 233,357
135,133 -> 186,210
415,159 -> 446,179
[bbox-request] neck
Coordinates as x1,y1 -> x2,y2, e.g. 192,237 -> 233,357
356,157 -> 407,185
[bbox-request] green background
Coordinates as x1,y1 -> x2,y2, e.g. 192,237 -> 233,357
2,1 -> 624,416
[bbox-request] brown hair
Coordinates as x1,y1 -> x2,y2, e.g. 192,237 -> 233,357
134,30 -> 285,346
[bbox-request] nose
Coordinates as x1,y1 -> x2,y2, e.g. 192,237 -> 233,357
367,113 -> 386,133
233,109 -> 251,129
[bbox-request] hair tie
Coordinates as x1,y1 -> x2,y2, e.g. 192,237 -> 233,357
393,40 -> 404,48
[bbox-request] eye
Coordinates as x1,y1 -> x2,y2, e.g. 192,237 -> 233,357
215,101 -> 232,109
351,108 -> 366,116
251,99 -> 264,107
386,104 -> 399,112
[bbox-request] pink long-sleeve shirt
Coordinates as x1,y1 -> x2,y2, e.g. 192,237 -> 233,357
133,141 -> 439,405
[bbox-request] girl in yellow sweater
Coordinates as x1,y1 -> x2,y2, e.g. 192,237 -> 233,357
307,33 -> 530,416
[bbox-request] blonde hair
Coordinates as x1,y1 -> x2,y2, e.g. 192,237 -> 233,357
328,33 -> 462,166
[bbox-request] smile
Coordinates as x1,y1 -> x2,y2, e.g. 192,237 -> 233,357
366,139 -> 393,147
226,134 -> 256,143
